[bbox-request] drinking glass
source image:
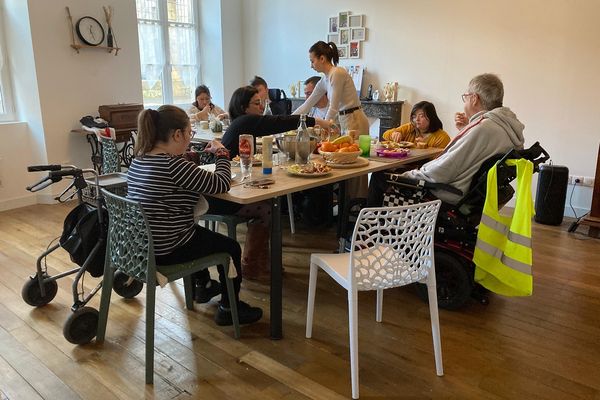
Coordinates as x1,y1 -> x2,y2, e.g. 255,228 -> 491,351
239,134 -> 254,179
359,135 -> 371,157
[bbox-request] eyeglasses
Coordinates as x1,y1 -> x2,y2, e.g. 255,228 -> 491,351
461,93 -> 476,103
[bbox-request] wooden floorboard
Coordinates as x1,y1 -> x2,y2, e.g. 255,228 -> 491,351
0,202 -> 599,399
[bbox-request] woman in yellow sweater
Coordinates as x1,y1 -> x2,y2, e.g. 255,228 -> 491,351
382,101 -> 450,148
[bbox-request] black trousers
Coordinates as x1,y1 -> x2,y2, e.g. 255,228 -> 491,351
155,225 -> 242,307
367,171 -> 388,207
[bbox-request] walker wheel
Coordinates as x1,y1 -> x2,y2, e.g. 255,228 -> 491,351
113,270 -> 144,299
63,306 -> 98,345
21,276 -> 58,307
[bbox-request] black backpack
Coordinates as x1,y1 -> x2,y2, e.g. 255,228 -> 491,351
59,203 -> 108,277
268,88 -> 292,115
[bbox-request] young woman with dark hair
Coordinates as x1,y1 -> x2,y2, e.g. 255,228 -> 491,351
293,41 -> 369,136
188,85 -> 227,122
382,101 -> 450,148
127,105 -> 262,326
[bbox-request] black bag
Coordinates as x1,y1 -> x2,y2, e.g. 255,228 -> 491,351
383,173 -> 427,207
268,88 -> 292,115
59,203 -> 108,277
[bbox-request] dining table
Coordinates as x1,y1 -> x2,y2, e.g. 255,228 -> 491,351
204,147 -> 443,339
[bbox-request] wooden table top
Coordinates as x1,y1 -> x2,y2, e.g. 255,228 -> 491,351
207,148 -> 442,204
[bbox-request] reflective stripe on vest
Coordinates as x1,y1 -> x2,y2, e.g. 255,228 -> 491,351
473,158 -> 534,297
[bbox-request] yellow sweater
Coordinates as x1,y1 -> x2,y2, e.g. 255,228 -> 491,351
382,123 -> 450,148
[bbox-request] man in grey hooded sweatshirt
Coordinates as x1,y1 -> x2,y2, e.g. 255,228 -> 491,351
375,73 -> 524,205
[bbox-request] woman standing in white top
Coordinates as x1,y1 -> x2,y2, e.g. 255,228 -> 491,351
294,41 -> 369,136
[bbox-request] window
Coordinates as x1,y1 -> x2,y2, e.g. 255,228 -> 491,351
0,7 -> 14,122
136,0 -> 200,106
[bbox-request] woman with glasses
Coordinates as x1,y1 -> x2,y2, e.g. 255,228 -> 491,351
382,101 -> 450,149
188,85 -> 227,122
222,85 -> 332,157
127,105 -> 263,326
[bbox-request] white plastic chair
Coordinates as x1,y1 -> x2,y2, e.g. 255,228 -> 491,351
306,200 -> 443,399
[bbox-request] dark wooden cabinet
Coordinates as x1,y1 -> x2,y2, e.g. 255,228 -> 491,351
290,98 -> 403,138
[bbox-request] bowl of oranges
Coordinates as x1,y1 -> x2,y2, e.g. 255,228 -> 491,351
318,137 -> 362,164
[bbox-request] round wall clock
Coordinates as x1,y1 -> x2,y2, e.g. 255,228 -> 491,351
75,16 -> 105,46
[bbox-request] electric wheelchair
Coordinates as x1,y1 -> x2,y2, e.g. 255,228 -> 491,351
340,142 -> 549,310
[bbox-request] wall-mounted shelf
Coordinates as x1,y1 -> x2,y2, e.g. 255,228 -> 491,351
70,44 -> 121,55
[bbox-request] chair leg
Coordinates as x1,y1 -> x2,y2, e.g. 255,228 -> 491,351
305,263 -> 319,338
287,194 -> 295,234
376,288 -> 383,322
226,221 -> 237,241
224,262 -> 240,339
96,266 -> 115,342
348,288 -> 359,399
183,275 -> 194,310
146,277 -> 157,384
427,276 -> 444,376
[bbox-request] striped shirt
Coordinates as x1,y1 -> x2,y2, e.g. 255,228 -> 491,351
127,154 -> 231,256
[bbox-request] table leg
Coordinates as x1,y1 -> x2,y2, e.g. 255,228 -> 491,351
270,196 -> 283,339
337,180 -> 347,252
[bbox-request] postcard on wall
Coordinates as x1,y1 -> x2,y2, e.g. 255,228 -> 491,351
351,27 -> 366,41
349,14 -> 363,28
329,16 -> 338,33
349,41 -> 360,58
338,12 -> 349,29
339,28 -> 350,45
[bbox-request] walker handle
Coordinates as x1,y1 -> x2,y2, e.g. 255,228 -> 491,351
27,164 -> 62,172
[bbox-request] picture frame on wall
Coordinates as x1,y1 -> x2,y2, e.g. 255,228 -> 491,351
338,12 -> 349,29
328,16 -> 338,33
327,33 -> 339,44
339,28 -> 350,45
351,27 -> 366,41
349,14 -> 363,28
349,41 -> 360,58
338,45 -> 348,59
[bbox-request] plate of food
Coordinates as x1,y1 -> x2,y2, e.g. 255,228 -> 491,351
380,140 -> 415,149
287,163 -> 332,177
326,156 -> 370,169
376,148 -> 411,158
232,154 -> 262,165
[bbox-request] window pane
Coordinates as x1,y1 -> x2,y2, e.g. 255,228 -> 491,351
167,0 -> 193,24
168,25 -> 196,65
171,65 -> 197,104
141,65 -> 164,106
138,22 -> 164,65
136,0 -> 160,20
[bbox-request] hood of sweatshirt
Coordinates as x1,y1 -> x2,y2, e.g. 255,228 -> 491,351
484,107 -> 525,148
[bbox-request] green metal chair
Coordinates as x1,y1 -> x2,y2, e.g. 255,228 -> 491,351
96,188 -> 240,384
100,137 -> 121,174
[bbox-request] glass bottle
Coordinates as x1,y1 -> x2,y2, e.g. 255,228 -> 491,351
263,99 -> 273,116
295,114 -> 310,165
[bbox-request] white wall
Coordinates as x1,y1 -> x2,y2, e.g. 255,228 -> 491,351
241,0 -> 599,216
0,0 -> 142,210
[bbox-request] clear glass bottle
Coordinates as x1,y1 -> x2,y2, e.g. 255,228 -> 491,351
295,114 -> 310,165
263,99 -> 273,116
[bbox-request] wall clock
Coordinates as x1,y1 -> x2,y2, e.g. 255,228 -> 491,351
75,16 -> 105,46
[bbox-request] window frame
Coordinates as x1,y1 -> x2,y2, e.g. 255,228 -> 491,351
0,5 -> 15,122
136,0 -> 202,107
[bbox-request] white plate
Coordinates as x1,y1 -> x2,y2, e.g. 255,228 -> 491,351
286,170 -> 332,178
199,164 -> 237,180
327,157 -> 370,169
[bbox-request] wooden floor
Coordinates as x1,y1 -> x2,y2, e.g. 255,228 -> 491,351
0,202 -> 599,400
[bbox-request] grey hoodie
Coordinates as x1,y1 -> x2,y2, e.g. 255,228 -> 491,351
402,107 -> 525,204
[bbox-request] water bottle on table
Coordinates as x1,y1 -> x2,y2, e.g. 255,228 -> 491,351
295,114 -> 310,165
239,134 -> 254,179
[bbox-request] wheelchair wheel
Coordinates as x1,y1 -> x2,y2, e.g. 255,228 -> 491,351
415,250 -> 472,310
113,270 -> 144,299
63,306 -> 98,345
21,276 -> 58,307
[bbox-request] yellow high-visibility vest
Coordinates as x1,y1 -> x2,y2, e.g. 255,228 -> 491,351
473,158 -> 534,296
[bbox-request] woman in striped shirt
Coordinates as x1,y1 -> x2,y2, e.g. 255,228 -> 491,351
127,105 -> 262,326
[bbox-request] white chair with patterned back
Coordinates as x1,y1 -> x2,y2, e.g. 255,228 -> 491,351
305,200 -> 443,399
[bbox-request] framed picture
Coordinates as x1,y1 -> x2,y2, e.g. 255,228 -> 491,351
351,27 -> 366,41
328,16 -> 338,33
338,12 -> 349,29
349,41 -> 360,59
338,45 -> 348,59
339,28 -> 350,45
349,14 -> 363,28
327,33 -> 339,44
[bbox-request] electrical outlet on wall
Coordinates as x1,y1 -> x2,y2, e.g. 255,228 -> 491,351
583,177 -> 595,187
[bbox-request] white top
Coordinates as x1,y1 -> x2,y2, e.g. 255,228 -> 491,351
293,66 -> 360,121
308,105 -> 328,119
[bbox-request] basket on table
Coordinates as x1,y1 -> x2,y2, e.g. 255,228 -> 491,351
318,149 -> 362,164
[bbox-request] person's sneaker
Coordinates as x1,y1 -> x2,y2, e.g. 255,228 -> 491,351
194,279 -> 221,303
214,301 -> 263,326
